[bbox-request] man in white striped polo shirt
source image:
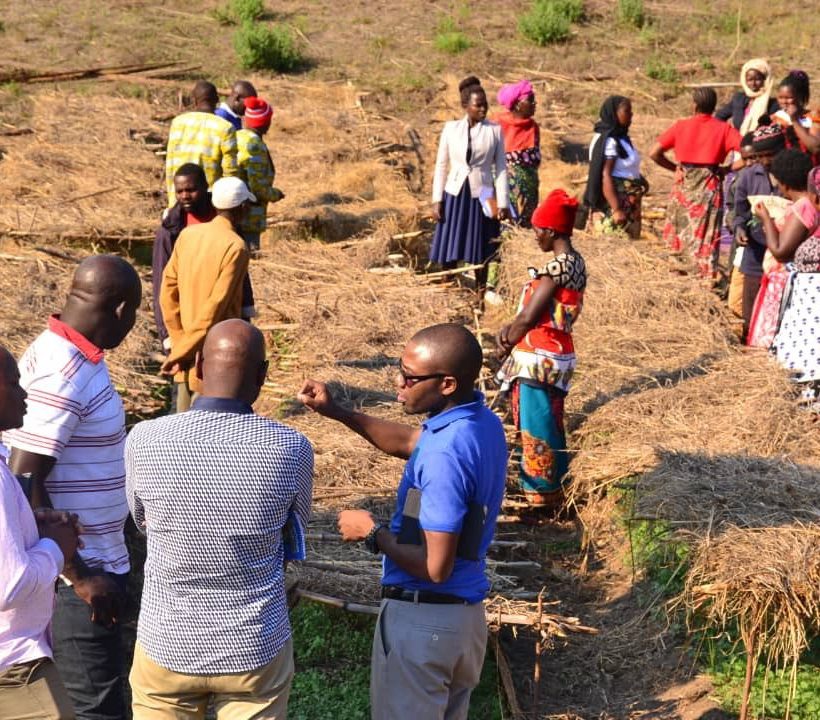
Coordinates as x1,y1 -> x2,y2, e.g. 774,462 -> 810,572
6,255 -> 141,720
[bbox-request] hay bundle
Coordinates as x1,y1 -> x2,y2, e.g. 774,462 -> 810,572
683,525 -> 820,718
566,352 -> 819,503
633,450 -> 820,533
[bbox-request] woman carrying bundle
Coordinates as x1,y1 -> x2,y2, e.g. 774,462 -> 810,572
497,190 -> 587,508
650,88 -> 741,278
715,58 -> 779,134
494,79 -> 541,228
430,76 -> 510,304
583,95 -> 646,239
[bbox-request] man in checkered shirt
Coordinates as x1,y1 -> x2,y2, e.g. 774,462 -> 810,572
125,320 -> 313,718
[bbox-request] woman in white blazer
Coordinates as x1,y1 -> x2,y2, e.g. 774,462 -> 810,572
430,76 -> 510,295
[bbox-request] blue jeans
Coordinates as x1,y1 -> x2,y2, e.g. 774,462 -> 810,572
51,573 -> 128,720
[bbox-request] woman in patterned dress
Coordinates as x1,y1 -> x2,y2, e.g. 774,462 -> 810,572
756,165 -> 820,410
494,79 -> 541,227
649,88 -> 741,279
497,190 -> 587,508
584,95 -> 648,239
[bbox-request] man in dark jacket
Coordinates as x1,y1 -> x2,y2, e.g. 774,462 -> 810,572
152,164 -> 255,351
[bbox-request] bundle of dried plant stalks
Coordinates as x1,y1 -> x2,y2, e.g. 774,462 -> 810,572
633,450 -> 820,532
682,525 -> 820,717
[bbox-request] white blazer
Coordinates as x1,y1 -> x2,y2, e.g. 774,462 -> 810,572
431,116 -> 509,209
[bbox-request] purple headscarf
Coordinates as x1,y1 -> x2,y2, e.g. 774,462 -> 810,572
497,79 -> 534,111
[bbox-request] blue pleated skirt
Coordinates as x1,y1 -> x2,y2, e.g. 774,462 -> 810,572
429,183 -> 501,265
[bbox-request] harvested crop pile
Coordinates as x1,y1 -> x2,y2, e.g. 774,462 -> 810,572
683,525 -> 820,715
568,352 -> 820,502
633,450 -> 820,532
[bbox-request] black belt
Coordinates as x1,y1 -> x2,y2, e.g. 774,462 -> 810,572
381,585 -> 469,605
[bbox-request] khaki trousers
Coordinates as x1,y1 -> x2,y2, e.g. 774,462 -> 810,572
727,267 -> 745,318
0,657 -> 75,720
370,599 -> 487,720
130,641 -> 293,720
172,382 -> 197,414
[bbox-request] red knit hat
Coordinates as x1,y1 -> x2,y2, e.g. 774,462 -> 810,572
244,96 -> 273,128
531,189 -> 579,234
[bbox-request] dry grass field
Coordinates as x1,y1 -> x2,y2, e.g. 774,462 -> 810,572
1,1 -> 819,718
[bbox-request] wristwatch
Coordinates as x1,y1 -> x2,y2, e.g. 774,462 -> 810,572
364,523 -> 388,555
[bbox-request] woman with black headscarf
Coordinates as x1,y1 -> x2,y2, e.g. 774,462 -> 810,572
583,96 -> 647,239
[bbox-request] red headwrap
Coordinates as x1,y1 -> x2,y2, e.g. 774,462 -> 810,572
244,96 -> 273,129
531,189 -> 579,234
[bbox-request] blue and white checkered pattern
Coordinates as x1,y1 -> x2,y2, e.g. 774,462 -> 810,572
125,403 -> 313,674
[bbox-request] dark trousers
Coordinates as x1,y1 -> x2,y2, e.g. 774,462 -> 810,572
741,274 -> 762,343
51,574 -> 128,720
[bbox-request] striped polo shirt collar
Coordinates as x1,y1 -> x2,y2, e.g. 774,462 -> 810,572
47,314 -> 104,364
192,396 -> 253,415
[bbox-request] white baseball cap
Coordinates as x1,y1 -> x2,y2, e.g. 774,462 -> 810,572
211,177 -> 256,209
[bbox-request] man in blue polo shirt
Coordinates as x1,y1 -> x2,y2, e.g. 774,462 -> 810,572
298,323 -> 507,720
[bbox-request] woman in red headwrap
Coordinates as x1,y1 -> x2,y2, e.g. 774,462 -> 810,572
496,190 -> 587,508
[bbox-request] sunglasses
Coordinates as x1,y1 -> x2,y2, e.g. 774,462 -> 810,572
398,366 -> 447,388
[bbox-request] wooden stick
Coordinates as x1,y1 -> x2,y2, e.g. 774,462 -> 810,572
257,323 -> 299,331
33,246 -> 81,262
300,560 -> 382,576
101,72 -> 195,88
297,589 -> 380,616
422,262 -> 486,280
491,634 -> 525,719
303,531 -> 532,551
683,82 -> 740,88
727,0 -> 744,65
0,61 -> 185,85
533,591 -> 544,708
297,588 -> 597,632
739,625 -> 757,720
391,230 -> 426,240
2,230 -> 153,243
53,187 -> 124,206
0,127 -> 34,136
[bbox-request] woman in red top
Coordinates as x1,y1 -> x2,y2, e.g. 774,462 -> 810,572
650,87 -> 741,278
497,190 -> 587,508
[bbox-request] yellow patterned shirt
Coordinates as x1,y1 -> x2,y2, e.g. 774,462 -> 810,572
236,129 -> 276,234
165,111 -> 238,206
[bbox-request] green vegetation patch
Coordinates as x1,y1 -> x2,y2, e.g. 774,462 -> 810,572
617,0 -> 646,28
233,21 -> 305,72
434,17 -> 472,55
289,602 -> 503,719
645,55 -> 680,83
705,635 -> 820,719
519,0 -> 584,46
213,0 -> 265,25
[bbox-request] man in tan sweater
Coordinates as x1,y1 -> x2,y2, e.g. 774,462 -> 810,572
160,177 -> 254,412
